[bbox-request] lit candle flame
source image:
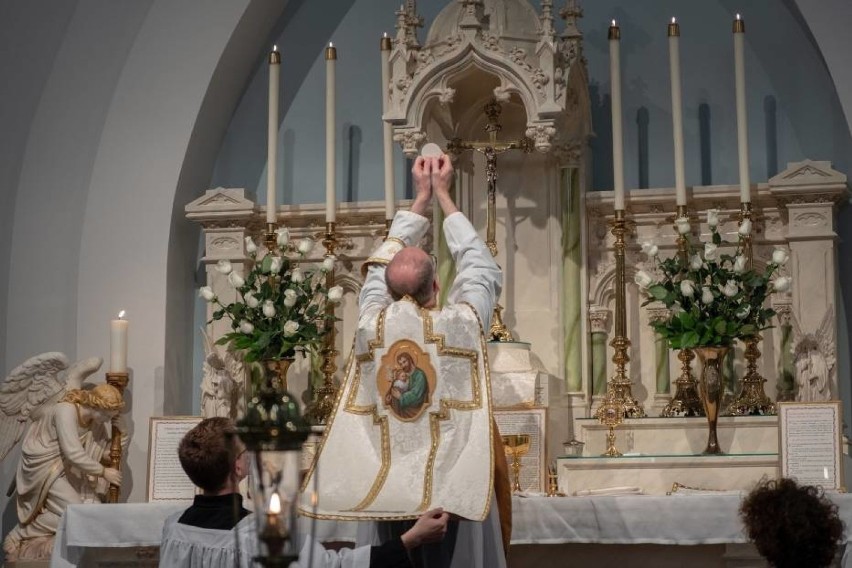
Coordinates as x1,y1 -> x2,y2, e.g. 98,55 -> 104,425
118,310 -> 126,319
736,13 -> 741,20
382,32 -> 388,38
272,44 -> 278,52
671,17 -> 676,24
269,492 -> 281,514
611,19 -> 617,27
328,41 -> 334,48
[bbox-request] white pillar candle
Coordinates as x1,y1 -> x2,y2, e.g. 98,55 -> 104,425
326,42 -> 337,223
668,18 -> 687,206
267,47 -> 280,225
733,14 -> 751,203
110,311 -> 128,373
380,33 -> 395,220
609,20 -> 625,211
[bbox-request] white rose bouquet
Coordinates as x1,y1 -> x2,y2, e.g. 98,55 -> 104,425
200,232 -> 343,363
635,210 -> 790,349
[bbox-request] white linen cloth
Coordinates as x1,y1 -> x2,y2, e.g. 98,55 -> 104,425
47,496 -> 852,567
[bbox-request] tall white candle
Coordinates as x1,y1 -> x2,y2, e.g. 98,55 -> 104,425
668,18 -> 687,206
609,20 -> 625,210
267,47 -> 280,225
380,33 -> 395,220
326,42 -> 337,223
733,14 -> 751,203
110,311 -> 128,373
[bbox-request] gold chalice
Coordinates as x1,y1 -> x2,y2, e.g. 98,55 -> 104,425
502,434 -> 531,493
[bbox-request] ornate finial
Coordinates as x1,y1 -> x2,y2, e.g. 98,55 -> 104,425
395,1 -> 422,49
459,0 -> 485,30
560,0 -> 583,39
540,0 -> 556,40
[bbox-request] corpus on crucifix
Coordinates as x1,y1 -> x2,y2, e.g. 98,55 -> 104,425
445,97 -> 534,342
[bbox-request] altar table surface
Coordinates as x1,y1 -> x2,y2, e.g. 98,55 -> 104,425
50,494 -> 852,567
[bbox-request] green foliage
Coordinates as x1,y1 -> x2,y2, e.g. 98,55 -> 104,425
637,213 -> 786,349
206,237 -> 338,363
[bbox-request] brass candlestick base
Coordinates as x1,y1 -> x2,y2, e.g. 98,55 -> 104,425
661,349 -> 704,417
105,371 -> 129,503
305,222 -> 342,425
599,210 -> 645,418
661,206 -> 702,417
502,434 -> 531,493
726,203 -> 776,416
489,303 -> 515,342
546,463 -> 564,497
596,386 -> 625,457
727,335 -> 776,416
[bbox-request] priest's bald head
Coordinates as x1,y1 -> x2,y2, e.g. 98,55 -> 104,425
385,247 -> 439,308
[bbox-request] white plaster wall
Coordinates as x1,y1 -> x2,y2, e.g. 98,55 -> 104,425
1,0 -> 291,543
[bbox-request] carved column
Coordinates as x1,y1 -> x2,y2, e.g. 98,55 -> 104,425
770,160 -> 848,401
185,188 -> 257,355
562,166 -> 583,392
588,306 -> 611,404
647,306 -> 672,414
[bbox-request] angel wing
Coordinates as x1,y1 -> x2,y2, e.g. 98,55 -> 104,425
0,352 -> 70,462
815,305 -> 836,371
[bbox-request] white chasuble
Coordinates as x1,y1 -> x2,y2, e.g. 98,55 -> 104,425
300,298 -> 494,521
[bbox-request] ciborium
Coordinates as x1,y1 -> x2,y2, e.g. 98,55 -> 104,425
502,434 -> 531,493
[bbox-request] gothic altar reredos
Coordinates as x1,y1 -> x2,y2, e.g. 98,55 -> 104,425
187,0 -> 849,495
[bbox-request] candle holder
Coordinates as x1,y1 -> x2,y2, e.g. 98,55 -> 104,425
545,462 -> 565,497
265,222 -> 278,253
105,371 -> 129,503
595,209 -> 645,419
305,222 -> 343,425
661,206 -> 703,418
727,203 -> 776,416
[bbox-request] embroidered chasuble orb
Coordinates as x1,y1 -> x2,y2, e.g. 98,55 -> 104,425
379,339 -> 437,422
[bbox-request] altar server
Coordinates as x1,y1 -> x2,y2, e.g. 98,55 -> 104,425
160,417 -> 448,567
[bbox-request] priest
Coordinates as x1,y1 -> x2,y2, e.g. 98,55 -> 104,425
301,154 -> 510,568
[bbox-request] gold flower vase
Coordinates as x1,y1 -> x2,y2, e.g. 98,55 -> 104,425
693,346 -> 730,455
262,357 -> 295,393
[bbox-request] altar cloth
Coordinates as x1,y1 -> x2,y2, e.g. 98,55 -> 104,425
50,494 -> 852,567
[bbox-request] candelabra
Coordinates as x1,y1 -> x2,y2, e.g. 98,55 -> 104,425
596,209 -> 644,419
661,206 -> 703,418
305,222 -> 343,425
727,202 -> 776,416
105,371 -> 129,503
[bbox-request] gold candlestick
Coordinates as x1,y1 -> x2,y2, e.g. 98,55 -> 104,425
265,222 -> 278,253
661,206 -> 703,417
105,371 -> 129,503
545,462 -> 565,497
727,202 -> 776,416
305,222 -> 341,425
596,209 -> 645,418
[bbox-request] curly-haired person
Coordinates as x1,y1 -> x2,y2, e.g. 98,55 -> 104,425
740,478 -> 844,568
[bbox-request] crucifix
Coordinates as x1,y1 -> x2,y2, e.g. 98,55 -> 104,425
446,98 -> 534,341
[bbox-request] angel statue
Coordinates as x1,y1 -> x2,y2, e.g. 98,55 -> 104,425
0,353 -> 125,562
201,329 -> 245,419
791,307 -> 836,403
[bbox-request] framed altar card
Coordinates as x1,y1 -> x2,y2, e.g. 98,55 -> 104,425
494,407 -> 546,493
147,416 -> 203,502
778,401 -> 844,491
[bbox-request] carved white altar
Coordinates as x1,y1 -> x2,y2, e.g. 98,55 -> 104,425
186,0 -> 849,497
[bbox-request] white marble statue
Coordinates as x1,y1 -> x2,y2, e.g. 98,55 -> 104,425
0,352 -> 125,561
791,307 -> 836,402
201,329 -> 245,419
